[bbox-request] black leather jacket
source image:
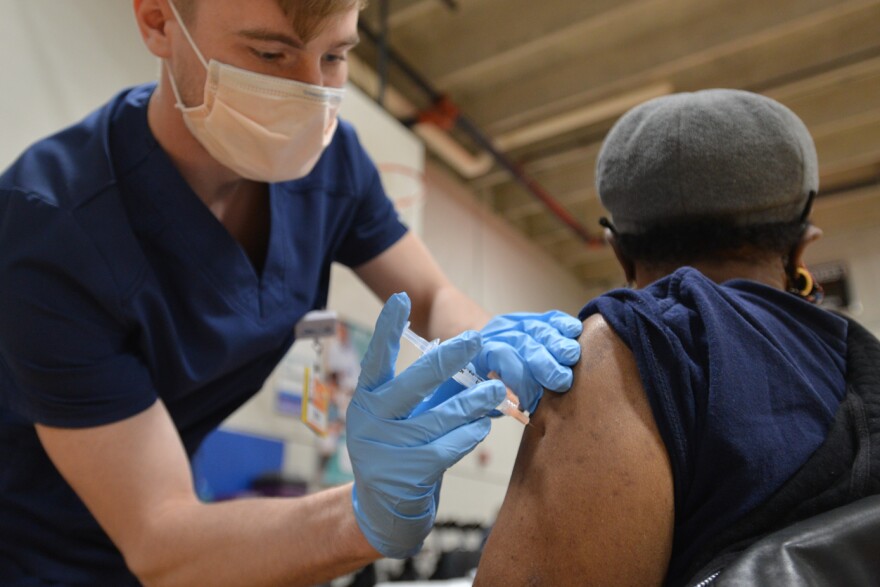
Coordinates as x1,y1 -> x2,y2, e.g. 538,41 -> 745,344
683,316 -> 880,587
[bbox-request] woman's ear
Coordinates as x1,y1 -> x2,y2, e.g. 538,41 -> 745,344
606,230 -> 637,287
134,0 -> 175,59
785,224 -> 825,303
790,224 -> 823,269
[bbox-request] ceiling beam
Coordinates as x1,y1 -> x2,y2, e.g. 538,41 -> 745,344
382,0 -> 642,83
813,184 -> 880,236
773,63 -> 880,130
478,53 -> 880,197
462,0 -> 880,133
486,60 -> 880,220
814,111 -> 880,171
491,82 -> 673,153
767,54 -> 880,101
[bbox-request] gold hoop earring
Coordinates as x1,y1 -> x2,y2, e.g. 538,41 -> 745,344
787,266 -> 824,304
795,267 -> 813,297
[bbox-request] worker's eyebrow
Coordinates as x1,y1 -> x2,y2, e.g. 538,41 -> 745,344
332,35 -> 360,49
238,29 -> 360,50
238,28 -> 304,49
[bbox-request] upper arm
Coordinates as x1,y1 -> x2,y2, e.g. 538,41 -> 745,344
475,314 -> 674,586
353,232 -> 450,306
0,194 -> 156,426
35,400 -> 198,575
354,232 -> 487,338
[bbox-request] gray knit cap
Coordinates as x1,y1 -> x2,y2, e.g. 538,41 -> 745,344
596,89 -> 818,234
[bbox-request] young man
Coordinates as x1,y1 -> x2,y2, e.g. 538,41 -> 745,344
0,1 -> 581,585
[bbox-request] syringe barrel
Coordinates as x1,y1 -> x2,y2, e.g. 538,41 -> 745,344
452,364 -> 483,387
402,326 -> 439,354
401,333 -> 529,425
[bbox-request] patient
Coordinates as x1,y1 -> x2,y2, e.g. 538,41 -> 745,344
475,89 -> 853,586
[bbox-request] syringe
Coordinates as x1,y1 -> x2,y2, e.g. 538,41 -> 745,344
402,325 -> 530,426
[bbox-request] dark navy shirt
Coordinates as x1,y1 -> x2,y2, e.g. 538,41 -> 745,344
0,83 -> 406,585
580,267 -> 847,586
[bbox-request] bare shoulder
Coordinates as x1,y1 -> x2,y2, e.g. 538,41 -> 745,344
474,314 -> 674,587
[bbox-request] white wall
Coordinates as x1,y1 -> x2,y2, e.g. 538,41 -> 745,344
0,1 -> 158,168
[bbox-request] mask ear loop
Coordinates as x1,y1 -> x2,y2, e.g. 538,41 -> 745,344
164,0 -> 211,111
166,0 -> 210,70
785,191 -> 824,304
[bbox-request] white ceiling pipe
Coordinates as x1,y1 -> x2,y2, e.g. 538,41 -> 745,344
411,122 -> 495,177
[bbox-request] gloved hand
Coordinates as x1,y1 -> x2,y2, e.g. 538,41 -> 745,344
473,311 -> 582,414
347,293 -> 506,559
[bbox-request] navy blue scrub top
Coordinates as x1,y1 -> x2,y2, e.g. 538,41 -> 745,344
0,83 -> 407,584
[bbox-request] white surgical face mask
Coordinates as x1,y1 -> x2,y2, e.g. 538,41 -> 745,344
166,1 -> 345,183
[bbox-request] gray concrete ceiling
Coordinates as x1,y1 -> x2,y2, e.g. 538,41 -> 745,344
352,0 -> 880,289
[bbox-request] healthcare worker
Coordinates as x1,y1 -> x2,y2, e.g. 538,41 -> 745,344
0,1 -> 581,586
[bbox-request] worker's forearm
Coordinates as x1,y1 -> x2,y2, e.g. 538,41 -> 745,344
424,285 -> 491,341
131,483 -> 378,587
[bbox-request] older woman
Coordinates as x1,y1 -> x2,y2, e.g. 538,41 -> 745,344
475,89 -> 878,586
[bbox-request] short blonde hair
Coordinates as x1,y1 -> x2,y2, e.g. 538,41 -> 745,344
175,0 -> 367,42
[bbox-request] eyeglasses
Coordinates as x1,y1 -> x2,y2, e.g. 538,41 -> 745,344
598,217 -> 618,236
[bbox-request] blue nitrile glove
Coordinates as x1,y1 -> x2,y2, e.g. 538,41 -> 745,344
347,293 -> 506,559
473,310 -> 582,414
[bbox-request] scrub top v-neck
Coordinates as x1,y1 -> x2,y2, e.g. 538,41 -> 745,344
119,132 -> 291,321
